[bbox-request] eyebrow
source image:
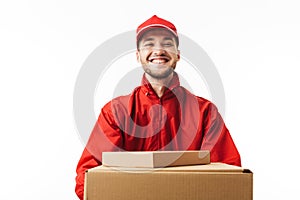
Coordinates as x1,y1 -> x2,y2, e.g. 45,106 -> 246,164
163,37 -> 174,42
142,37 -> 174,43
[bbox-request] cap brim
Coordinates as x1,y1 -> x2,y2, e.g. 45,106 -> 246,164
136,24 -> 178,42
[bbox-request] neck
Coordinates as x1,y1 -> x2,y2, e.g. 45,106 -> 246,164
145,73 -> 174,98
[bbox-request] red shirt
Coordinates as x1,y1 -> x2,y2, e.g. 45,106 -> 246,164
75,73 -> 241,200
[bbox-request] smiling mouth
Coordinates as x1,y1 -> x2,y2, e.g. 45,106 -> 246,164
149,58 -> 169,64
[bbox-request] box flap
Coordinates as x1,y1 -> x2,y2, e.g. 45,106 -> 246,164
88,162 -> 247,173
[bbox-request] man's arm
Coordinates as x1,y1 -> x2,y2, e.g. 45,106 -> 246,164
201,103 -> 241,166
75,147 -> 100,200
75,102 -> 124,200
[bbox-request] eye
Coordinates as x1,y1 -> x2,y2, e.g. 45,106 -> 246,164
163,43 -> 174,47
143,43 -> 154,47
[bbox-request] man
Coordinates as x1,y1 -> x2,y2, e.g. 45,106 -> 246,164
75,15 -> 241,200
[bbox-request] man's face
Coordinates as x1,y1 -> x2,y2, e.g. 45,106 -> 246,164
136,28 -> 180,79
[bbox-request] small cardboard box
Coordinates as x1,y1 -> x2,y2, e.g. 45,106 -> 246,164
84,163 -> 253,200
102,150 -> 210,168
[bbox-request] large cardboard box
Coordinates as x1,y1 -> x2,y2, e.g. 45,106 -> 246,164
102,150 -> 210,168
84,163 -> 253,200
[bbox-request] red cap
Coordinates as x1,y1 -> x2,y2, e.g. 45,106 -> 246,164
136,15 -> 179,46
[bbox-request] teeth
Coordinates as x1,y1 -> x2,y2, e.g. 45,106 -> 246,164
152,59 -> 166,64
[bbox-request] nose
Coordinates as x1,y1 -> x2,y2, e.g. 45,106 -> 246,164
152,45 -> 166,55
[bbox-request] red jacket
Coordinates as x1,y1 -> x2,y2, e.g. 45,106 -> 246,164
75,73 -> 241,200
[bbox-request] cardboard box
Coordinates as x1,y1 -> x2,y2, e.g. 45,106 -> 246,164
84,163 -> 253,200
102,150 -> 210,168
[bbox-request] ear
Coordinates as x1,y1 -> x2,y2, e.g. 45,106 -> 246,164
177,50 -> 181,61
136,50 -> 141,63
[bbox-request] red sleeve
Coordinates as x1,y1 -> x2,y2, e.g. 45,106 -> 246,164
75,147 -> 100,200
201,103 -> 241,167
75,102 -> 124,200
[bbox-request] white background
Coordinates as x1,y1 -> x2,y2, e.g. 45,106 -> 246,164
1,0 -> 300,199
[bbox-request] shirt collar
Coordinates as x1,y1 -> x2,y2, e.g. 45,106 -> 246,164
140,72 -> 180,97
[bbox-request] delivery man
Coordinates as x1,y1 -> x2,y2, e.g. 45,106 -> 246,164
75,15 -> 241,200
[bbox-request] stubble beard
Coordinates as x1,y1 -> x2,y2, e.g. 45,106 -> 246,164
145,67 -> 174,80
143,63 -> 176,80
